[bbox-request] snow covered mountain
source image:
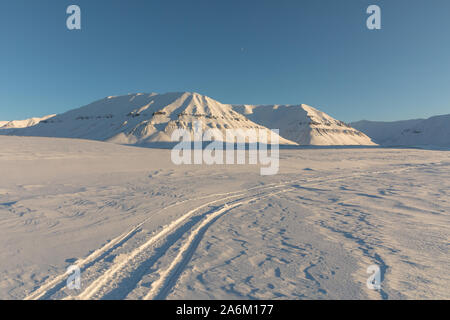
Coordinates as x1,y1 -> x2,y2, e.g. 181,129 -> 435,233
0,92 -> 376,146
0,114 -> 56,129
351,114 -> 450,147
0,92 -> 294,145
233,104 -> 376,145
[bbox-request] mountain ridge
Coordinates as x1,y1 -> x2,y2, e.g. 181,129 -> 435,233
0,92 -> 376,146
351,114 -> 450,147
233,104 -> 375,146
0,114 -> 56,129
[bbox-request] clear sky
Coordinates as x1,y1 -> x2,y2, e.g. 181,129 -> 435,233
1,0 -> 449,122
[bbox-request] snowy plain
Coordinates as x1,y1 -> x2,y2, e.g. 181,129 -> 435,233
0,136 -> 449,300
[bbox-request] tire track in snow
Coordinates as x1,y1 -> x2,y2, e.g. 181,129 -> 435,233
25,223 -> 141,300
26,164 -> 422,299
72,193 -> 250,299
144,188 -> 294,300
25,187 -> 279,300
72,185 -> 290,299
142,166 -> 424,300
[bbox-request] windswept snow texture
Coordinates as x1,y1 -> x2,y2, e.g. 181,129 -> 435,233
0,92 -> 375,146
351,114 -> 450,148
233,104 -> 375,146
0,136 -> 448,300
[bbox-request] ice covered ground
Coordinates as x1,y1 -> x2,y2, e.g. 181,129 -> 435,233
0,136 -> 448,300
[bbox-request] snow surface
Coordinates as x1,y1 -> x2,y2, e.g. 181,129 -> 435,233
1,136 -> 448,300
351,114 -> 450,148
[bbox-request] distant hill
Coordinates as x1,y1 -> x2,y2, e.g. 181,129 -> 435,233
0,114 -> 56,129
351,114 -> 450,147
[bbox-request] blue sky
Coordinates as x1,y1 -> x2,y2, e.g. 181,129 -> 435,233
1,0 -> 449,122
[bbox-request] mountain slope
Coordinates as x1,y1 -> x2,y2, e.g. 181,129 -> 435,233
351,114 -> 450,147
0,92 -> 377,146
0,114 -> 56,129
0,92 -> 295,145
233,104 -> 376,145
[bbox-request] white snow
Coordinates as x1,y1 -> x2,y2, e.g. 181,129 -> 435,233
0,114 -> 56,129
0,92 -> 447,300
233,104 -> 376,146
0,92 -> 375,146
351,114 -> 450,148
0,93 -> 294,145
1,136 -> 448,300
